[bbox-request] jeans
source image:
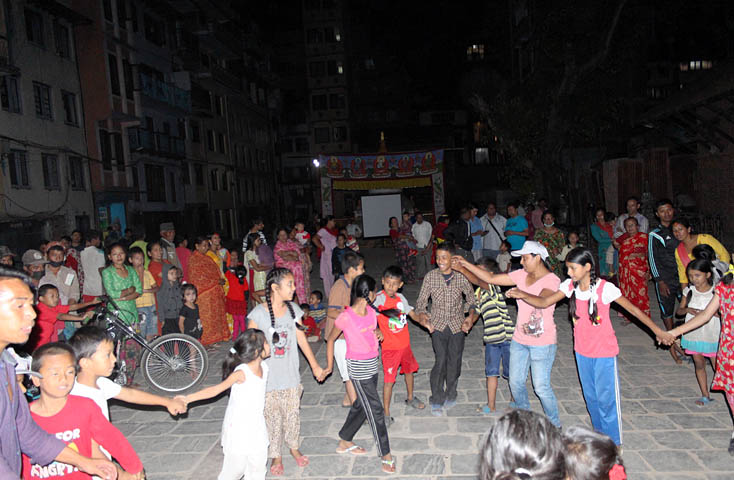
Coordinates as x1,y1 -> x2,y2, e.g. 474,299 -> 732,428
339,373 -> 390,456
430,326 -> 466,406
482,249 -> 500,261
509,340 -> 560,427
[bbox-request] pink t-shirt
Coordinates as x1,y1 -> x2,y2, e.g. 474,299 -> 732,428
509,269 -> 560,346
335,306 -> 379,360
560,279 -> 622,358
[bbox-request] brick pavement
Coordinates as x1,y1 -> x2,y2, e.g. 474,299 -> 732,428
112,248 -> 733,479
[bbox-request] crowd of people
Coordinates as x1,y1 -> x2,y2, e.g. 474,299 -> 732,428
1,194 -> 734,479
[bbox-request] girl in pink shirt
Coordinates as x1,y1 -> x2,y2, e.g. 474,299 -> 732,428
507,247 -> 673,446
325,274 -> 400,474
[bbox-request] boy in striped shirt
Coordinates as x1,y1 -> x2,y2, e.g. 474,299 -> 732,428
462,257 -> 515,414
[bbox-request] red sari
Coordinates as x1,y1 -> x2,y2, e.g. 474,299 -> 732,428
618,232 -> 650,316
188,251 -> 229,345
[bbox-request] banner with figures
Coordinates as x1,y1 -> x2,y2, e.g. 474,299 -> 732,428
318,149 -> 445,219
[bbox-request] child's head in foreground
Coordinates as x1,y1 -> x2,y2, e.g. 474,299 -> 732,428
31,342 -> 78,399
37,284 -> 60,308
563,426 -> 625,480
381,265 -> 404,297
68,326 -> 116,379
480,410 -> 565,480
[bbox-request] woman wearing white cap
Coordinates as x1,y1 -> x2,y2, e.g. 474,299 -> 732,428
452,241 -> 561,427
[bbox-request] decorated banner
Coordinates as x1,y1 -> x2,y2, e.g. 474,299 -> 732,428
319,149 -> 445,218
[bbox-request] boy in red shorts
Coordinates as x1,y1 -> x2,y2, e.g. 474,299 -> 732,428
375,265 -> 434,426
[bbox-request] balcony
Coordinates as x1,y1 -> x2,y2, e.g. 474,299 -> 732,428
129,128 -> 185,158
139,73 -> 191,112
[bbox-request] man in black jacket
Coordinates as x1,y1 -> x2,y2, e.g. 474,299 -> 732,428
444,207 -> 473,261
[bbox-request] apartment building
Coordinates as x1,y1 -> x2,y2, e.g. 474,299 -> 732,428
0,0 -> 94,248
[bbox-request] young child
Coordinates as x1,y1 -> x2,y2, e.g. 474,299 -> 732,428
294,221 -> 311,248
69,326 -> 186,421
340,227 -> 360,253
507,247 -> 674,445
325,274 -> 396,474
246,268 -> 326,476
564,426 -> 626,480
157,264 -> 183,335
558,231 -> 582,263
415,242 -> 477,416
29,284 -> 96,351
675,258 -> 721,406
308,290 -> 326,326
146,241 -> 167,287
496,240 -> 512,273
245,232 -> 267,304
300,303 -> 321,342
129,247 -> 159,341
331,234 -> 350,279
667,265 -> 734,453
24,343 -> 144,480
180,284 -> 203,340
225,265 -> 249,340
374,266 -> 432,425
480,410 -> 565,480
459,258 -> 515,414
181,329 -> 270,480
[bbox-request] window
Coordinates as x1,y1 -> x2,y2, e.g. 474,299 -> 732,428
314,127 -> 330,144
223,171 -> 231,191
123,59 -> 134,98
143,14 -> 165,46
364,58 -> 375,70
182,163 -> 190,184
8,150 -> 29,188
1,76 -> 21,113
145,164 -> 166,201
33,82 -> 52,120
207,129 -> 215,151
309,61 -> 326,78
307,28 -> 323,44
25,9 -> 44,46
54,21 -> 70,58
214,95 -> 223,116
311,94 -> 327,111
333,126 -> 348,141
194,164 -> 204,186
99,130 -> 112,170
329,93 -> 346,109
466,44 -> 485,61
42,154 -> 60,189
113,133 -> 124,171
169,172 -> 176,203
324,27 -> 341,42
69,156 -> 85,190
327,60 -> 343,76
191,121 -> 200,143
217,132 -> 226,154
61,91 -> 78,125
295,137 -> 309,153
102,0 -> 113,22
177,119 -> 186,139
210,169 -> 219,191
108,54 -> 120,95
116,0 -> 127,27
129,2 -> 138,31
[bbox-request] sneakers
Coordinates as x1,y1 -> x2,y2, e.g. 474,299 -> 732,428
444,399 -> 457,410
430,404 -> 443,417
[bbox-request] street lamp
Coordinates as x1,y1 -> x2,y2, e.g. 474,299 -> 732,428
312,158 -> 320,167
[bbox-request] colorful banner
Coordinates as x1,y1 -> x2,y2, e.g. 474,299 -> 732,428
319,149 -> 445,219
319,150 -> 442,179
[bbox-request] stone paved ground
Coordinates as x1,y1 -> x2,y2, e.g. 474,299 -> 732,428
111,248 -> 734,479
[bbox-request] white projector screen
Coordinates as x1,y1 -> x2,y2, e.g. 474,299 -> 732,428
361,194 -> 402,238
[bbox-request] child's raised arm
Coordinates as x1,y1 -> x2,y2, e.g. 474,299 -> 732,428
115,386 -> 187,415
57,310 -> 95,324
668,294 -> 721,340
506,288 -> 565,308
451,256 -> 516,287
67,298 -> 101,312
181,370 -> 246,405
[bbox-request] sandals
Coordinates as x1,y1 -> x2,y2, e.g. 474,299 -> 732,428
385,416 -> 395,427
405,396 -> 425,409
269,463 -> 284,476
695,396 -> 714,407
336,444 -> 367,455
381,458 -> 396,474
294,454 -> 309,467
478,404 -> 496,414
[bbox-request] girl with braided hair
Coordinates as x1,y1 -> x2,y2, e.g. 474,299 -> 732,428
506,247 -> 675,446
325,274 -> 400,474
247,267 -> 326,476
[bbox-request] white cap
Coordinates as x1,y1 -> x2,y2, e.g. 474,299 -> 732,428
510,241 -> 549,260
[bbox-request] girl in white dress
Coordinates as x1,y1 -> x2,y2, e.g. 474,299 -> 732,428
181,329 -> 271,480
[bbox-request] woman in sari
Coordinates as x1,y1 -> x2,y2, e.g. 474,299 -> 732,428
312,216 -> 337,296
207,233 -> 232,334
533,211 -> 565,278
189,236 -> 229,345
274,226 -> 307,303
389,214 -> 417,283
290,227 -> 312,298
590,208 -> 617,277
618,217 -> 650,317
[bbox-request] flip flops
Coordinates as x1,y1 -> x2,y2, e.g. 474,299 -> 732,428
695,396 -> 714,407
336,444 -> 367,455
269,463 -> 284,476
405,396 -> 425,409
381,458 -> 396,474
478,404 -> 496,414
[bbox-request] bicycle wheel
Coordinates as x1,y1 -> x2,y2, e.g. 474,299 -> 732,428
141,334 -> 209,394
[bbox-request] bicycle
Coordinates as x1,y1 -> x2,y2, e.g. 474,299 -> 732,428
93,295 -> 209,395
